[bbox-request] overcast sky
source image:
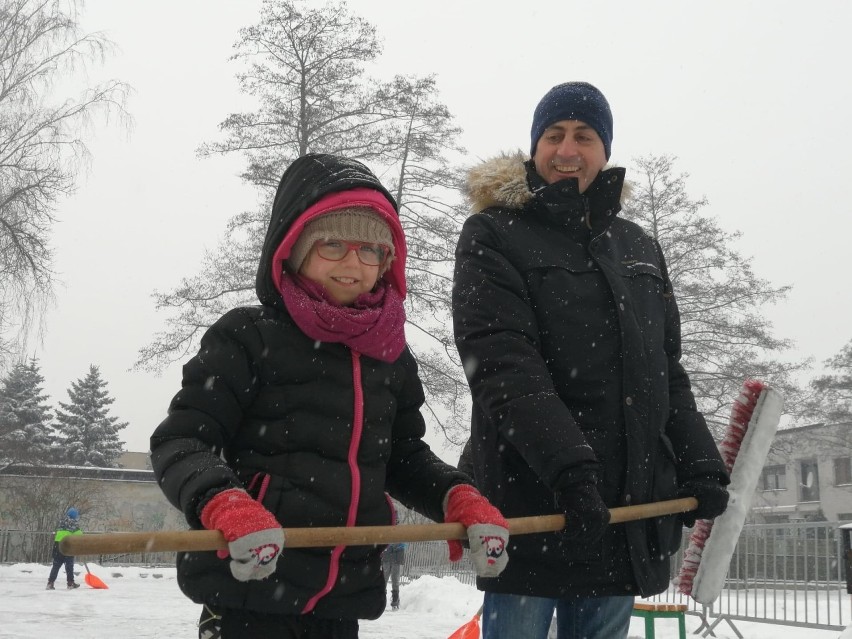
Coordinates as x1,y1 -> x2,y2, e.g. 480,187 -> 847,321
29,0 -> 852,455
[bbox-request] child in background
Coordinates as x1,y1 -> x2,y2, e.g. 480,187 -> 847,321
381,502 -> 406,611
150,154 -> 509,639
46,507 -> 82,590
381,542 -> 406,610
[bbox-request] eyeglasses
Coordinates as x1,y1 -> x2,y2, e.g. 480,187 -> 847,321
314,240 -> 391,267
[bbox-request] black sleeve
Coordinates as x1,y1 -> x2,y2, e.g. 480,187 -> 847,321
384,347 -> 469,522
456,437 -> 475,483
150,308 -> 264,527
452,213 -> 598,490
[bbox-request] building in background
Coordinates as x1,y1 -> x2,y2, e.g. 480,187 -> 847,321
0,451 -> 183,533
117,450 -> 152,470
752,422 -> 852,523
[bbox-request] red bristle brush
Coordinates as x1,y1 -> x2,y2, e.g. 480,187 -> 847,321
676,379 -> 784,604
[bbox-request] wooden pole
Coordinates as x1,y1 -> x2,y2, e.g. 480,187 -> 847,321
60,497 -> 697,556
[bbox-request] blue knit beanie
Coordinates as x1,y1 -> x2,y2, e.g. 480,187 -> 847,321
530,82 -> 613,159
67,508 -> 79,519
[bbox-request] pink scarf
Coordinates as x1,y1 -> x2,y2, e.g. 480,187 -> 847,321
278,274 -> 406,363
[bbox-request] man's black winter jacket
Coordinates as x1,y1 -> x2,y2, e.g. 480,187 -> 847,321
453,154 -> 728,598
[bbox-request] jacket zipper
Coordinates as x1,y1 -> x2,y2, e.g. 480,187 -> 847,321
301,350 -> 365,613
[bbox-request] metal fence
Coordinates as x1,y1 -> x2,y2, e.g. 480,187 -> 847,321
399,540 -> 476,587
3,522 -> 850,632
642,521 -> 851,634
0,529 -> 176,566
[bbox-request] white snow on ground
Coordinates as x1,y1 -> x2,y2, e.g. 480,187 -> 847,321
0,562 -> 846,638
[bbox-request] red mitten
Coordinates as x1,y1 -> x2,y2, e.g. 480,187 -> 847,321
444,484 -> 509,578
200,489 -> 284,581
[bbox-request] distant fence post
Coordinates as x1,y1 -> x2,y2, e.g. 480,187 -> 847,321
841,523 -> 852,607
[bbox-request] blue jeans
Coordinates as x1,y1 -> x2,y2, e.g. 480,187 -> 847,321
482,591 -> 634,639
48,554 -> 74,584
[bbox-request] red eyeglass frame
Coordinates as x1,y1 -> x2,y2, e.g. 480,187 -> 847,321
313,240 -> 391,267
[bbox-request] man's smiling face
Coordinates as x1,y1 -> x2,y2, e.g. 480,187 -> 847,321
533,120 -> 607,192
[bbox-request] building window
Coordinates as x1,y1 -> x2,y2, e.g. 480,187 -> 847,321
799,460 -> 820,502
835,457 -> 852,486
762,465 -> 786,491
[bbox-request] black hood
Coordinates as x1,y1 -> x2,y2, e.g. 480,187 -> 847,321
255,154 -> 399,307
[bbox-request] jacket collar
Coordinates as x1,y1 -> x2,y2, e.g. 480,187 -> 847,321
465,151 -> 628,235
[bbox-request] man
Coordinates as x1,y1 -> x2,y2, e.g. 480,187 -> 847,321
452,82 -> 730,639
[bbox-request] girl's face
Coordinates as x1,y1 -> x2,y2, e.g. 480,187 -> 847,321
299,240 -> 382,305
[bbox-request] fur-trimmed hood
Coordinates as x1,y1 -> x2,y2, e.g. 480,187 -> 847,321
464,151 -> 630,214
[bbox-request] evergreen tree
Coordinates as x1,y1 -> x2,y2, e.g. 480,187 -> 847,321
621,155 -> 807,435
54,365 -> 127,467
0,358 -> 54,468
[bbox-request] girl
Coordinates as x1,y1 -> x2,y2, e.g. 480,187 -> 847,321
150,154 -> 508,639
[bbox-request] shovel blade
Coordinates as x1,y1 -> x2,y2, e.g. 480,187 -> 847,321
84,572 -> 109,589
448,614 -> 480,639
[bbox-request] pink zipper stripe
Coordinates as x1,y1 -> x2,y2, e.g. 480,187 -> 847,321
258,473 -> 271,503
301,351 -> 365,614
347,351 -> 364,524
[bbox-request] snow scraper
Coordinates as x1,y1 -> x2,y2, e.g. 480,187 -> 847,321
676,379 -> 783,605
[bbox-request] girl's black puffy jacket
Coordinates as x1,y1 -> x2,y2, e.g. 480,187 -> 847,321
151,154 -> 467,620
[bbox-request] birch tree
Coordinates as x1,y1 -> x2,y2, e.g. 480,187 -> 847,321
0,0 -> 129,364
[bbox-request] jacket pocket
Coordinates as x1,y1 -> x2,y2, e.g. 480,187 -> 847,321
647,434 -> 682,558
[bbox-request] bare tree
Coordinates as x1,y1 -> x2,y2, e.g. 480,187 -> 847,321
137,0 -> 394,368
198,0 -> 394,189
137,3 -> 471,444
378,74 -> 470,443
809,340 -> 852,424
622,155 -> 808,435
0,0 -> 130,366
4,473 -> 104,534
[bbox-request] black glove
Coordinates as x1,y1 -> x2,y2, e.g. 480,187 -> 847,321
553,476 -> 611,543
678,476 -> 729,527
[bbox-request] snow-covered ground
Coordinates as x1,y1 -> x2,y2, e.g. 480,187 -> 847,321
0,562 -> 846,638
